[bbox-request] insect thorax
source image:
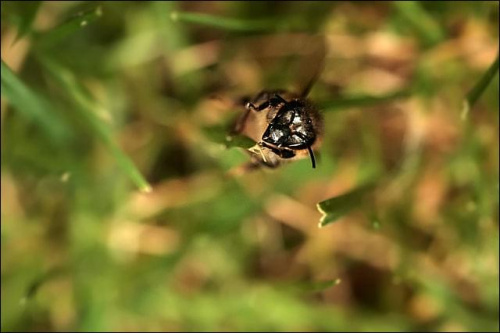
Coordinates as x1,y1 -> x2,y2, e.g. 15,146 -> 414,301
262,99 -> 316,151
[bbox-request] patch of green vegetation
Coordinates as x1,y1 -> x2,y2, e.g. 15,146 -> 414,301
1,1 -> 498,332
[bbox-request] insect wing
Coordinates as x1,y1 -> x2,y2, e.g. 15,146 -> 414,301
293,34 -> 326,98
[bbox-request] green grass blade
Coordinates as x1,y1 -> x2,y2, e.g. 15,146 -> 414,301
171,11 -> 283,32
462,53 -> 499,119
317,183 -> 376,227
320,89 -> 412,112
36,6 -> 102,48
24,267 -> 68,302
203,123 -> 255,149
1,60 -> 71,142
12,0 -> 41,42
393,1 -> 445,46
39,58 -> 152,193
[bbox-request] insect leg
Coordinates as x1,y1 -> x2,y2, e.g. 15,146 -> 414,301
306,145 -> 316,169
247,92 -> 288,111
270,94 -> 288,105
261,142 -> 296,159
246,101 -> 270,112
232,93 -> 285,134
253,89 -> 286,102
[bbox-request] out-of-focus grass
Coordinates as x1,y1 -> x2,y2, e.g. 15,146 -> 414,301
171,11 -> 283,32
6,0 -> 41,42
1,60 -> 71,142
35,6 -> 103,48
463,53 -> 499,119
319,89 -> 413,112
1,1 -> 499,332
393,1 -> 446,47
40,57 -> 151,192
318,182 -> 376,227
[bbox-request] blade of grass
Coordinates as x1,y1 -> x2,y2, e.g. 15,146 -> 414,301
203,123 -> 255,149
320,89 -> 412,112
24,267 -> 68,303
11,0 -> 42,42
170,11 -> 286,32
317,183 -> 376,227
39,58 -> 152,193
35,6 -> 102,48
462,52 -> 499,119
1,60 -> 71,143
393,1 -> 445,47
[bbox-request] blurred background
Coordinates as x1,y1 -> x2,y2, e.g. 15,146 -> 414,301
1,1 -> 499,331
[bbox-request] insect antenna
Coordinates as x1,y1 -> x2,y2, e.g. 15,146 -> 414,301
307,145 -> 316,169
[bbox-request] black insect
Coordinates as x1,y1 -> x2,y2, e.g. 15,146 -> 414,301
226,34 -> 326,171
234,90 -> 322,169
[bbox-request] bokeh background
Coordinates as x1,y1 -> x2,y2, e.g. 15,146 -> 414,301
1,1 -> 499,332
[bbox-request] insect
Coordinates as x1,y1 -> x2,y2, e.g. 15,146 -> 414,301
232,89 -> 323,169
229,35 -> 326,170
